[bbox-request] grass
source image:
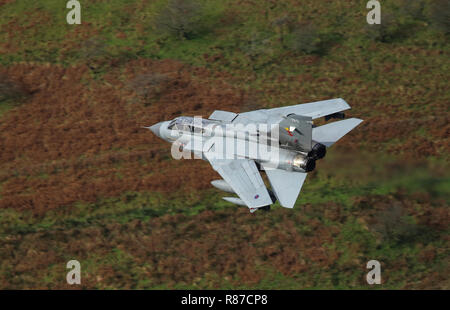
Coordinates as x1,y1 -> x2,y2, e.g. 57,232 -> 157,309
0,100 -> 16,118
1,154 -> 447,236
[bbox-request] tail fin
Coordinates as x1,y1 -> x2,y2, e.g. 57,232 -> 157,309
278,114 -> 313,151
312,118 -> 363,147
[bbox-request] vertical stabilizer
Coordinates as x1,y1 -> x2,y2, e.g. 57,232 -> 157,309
278,114 -> 313,151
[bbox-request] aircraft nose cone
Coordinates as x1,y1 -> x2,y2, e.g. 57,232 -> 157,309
149,122 -> 162,137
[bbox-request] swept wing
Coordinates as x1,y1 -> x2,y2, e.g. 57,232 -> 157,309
229,98 -> 351,124
207,157 -> 273,209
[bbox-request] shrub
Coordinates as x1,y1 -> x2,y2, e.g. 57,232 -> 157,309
79,37 -> 111,73
0,74 -> 27,103
289,24 -> 321,54
399,0 -> 426,20
272,14 -> 295,48
430,0 -> 450,34
241,32 -> 273,60
365,12 -> 403,43
372,205 -> 419,243
128,73 -> 170,103
80,37 -> 108,60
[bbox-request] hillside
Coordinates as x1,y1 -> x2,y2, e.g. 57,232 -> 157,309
0,0 -> 448,289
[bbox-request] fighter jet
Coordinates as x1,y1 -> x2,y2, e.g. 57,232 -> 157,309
147,98 -> 362,212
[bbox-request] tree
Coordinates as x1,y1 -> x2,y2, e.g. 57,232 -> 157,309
154,0 -> 203,40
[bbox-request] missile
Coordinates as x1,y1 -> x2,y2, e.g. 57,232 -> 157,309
222,197 -> 246,206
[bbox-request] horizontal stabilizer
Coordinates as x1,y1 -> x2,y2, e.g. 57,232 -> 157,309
264,168 -> 307,209
312,118 -> 363,147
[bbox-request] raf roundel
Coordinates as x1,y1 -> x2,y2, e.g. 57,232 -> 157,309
254,194 -> 259,199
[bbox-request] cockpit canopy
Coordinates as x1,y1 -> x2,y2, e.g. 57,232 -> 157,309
167,116 -> 219,133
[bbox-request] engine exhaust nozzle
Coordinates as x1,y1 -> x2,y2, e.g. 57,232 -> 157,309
293,155 -> 316,172
308,142 -> 326,160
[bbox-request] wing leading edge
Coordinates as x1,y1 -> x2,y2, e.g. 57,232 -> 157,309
233,98 -> 351,124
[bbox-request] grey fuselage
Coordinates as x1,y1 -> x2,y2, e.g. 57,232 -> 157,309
150,117 -> 316,173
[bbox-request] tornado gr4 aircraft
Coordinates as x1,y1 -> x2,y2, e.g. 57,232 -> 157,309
147,98 -> 362,212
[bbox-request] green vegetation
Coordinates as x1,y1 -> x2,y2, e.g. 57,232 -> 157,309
1,159 -> 445,230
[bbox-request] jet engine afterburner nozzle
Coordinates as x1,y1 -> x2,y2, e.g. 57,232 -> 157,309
292,154 -> 316,172
308,142 -> 326,160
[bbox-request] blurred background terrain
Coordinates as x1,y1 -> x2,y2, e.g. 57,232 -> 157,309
0,0 -> 448,289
